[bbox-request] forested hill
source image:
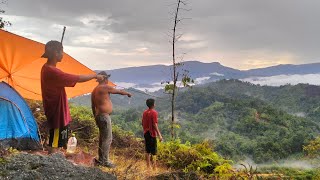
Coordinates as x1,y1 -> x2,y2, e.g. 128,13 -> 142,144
198,79 -> 320,121
152,81 -> 319,163
70,80 -> 320,163
71,79 -> 320,118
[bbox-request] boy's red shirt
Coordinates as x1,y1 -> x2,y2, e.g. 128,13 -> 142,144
142,109 -> 158,137
41,64 -> 79,129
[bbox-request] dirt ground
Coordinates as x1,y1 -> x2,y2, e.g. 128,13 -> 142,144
0,152 -> 116,180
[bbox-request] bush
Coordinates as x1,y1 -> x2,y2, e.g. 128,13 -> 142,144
28,101 -> 99,145
303,136 -> 320,157
27,100 -> 47,145
157,139 -> 232,176
112,125 -> 144,159
69,105 -> 98,144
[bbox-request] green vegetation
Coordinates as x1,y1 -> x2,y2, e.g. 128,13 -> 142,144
28,100 -> 233,178
304,136 -> 320,157
170,88 -> 319,163
108,80 -> 320,163
258,166 -> 320,180
202,79 -> 320,122
64,104 -> 320,179
69,105 -> 98,143
66,80 -> 320,178
28,88 -> 320,178
157,140 -> 231,176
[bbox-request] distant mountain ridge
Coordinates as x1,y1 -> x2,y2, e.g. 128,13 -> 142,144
97,61 -> 243,84
96,61 -> 320,85
245,63 -> 320,76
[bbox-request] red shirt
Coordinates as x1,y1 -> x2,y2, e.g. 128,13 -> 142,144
41,64 -> 79,129
142,109 -> 158,137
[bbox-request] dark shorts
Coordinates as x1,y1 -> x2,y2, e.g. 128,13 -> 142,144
144,131 -> 157,155
48,125 -> 69,148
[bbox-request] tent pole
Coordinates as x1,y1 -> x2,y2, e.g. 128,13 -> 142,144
60,26 -> 66,44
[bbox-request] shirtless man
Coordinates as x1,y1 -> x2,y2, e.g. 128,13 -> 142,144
91,71 -> 132,168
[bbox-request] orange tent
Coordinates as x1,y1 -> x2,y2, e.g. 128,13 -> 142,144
0,29 -> 115,100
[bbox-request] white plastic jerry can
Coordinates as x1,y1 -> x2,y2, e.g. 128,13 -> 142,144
67,133 -> 77,153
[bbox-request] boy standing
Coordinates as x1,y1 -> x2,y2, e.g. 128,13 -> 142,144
41,40 -> 104,154
142,98 -> 163,170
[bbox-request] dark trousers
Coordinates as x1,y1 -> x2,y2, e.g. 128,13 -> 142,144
48,125 -> 69,148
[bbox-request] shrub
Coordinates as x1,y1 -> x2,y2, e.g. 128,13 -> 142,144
69,105 -> 98,144
157,139 -> 232,176
303,136 -> 320,157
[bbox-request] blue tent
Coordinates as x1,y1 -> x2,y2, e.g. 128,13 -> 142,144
0,82 -> 41,150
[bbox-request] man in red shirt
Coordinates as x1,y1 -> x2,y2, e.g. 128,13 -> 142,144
142,98 -> 163,170
41,40 -> 104,154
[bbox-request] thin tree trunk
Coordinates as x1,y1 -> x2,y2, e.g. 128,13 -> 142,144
171,0 -> 181,139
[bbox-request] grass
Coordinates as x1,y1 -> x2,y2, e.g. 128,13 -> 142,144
102,151 -> 169,180
64,146 -> 170,180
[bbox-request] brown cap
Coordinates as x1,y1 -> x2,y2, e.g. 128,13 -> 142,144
41,40 -> 63,58
98,71 -> 111,78
97,71 -> 111,82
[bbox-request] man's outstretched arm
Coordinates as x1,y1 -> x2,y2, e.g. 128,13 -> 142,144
78,74 -> 105,83
107,86 -> 132,97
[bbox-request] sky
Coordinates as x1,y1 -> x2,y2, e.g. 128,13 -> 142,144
1,0 -> 320,70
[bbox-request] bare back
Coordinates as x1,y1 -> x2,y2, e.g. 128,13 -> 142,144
92,84 -> 113,115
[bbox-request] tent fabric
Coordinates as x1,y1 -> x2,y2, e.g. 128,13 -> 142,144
0,29 -> 115,100
0,82 -> 40,150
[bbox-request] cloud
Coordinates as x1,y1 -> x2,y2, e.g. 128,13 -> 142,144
235,158 -> 316,170
131,73 -> 320,92
241,74 -> 320,86
2,0 -> 320,70
210,72 -> 224,77
114,82 -> 136,89
195,76 -> 210,84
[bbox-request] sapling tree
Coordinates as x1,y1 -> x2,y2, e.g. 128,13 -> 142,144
165,0 -> 193,138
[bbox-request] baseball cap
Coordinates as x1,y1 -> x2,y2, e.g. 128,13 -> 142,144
41,40 -> 63,58
97,71 -> 111,81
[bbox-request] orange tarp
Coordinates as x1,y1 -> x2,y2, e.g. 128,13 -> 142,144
0,29 -> 115,100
